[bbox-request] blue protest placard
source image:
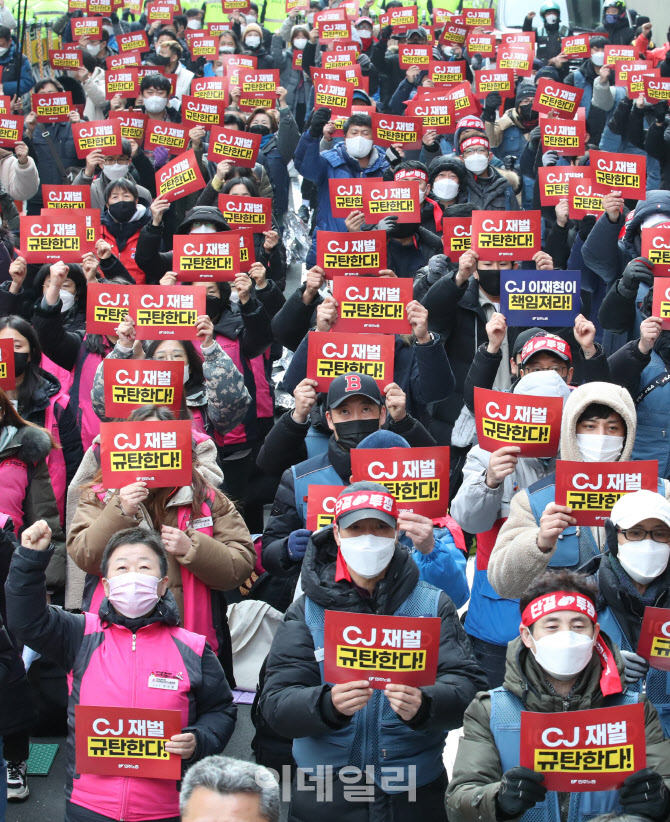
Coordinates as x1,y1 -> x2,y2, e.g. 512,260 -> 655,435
501,270 -> 581,327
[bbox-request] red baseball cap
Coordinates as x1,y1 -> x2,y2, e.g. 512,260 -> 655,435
520,334 -> 572,366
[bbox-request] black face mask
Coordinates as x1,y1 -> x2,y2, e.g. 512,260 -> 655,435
248,123 -> 271,136
151,54 -> 171,67
332,417 -> 380,452
14,352 -> 29,376
518,103 -> 537,123
108,200 -> 137,223
389,221 -> 419,239
206,295 -> 225,321
477,269 -> 501,297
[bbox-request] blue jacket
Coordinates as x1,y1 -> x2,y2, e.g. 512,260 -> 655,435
400,528 -> 469,608
0,43 -> 35,97
632,351 -> 670,477
294,132 -> 390,266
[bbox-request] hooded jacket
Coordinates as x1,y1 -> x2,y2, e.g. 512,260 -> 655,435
488,381 -> 670,599
6,543 -> 236,822
445,636 -> 670,822
460,163 -> 520,212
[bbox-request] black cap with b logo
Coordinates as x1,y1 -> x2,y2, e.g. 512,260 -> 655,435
326,373 -> 383,410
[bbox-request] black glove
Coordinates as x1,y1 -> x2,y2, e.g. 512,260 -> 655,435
619,256 -> 655,298
653,100 -> 668,124
482,91 -> 502,123
579,214 -> 597,241
502,154 -> 517,171
496,767 -> 547,819
529,125 -> 542,143
309,107 -> 332,139
619,768 -> 670,820
381,24 -> 393,39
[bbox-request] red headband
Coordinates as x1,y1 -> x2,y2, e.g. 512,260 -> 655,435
334,490 -> 398,521
522,591 -> 621,696
395,169 -> 427,183
461,136 -> 489,152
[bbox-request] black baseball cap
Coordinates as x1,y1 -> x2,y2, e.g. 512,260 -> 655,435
512,327 -> 544,358
327,373 -> 382,410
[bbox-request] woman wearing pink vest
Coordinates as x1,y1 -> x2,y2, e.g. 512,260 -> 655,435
6,520 -> 237,822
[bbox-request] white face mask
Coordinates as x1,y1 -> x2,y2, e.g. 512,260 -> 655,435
419,187 -> 426,203
432,178 -> 459,201
591,51 -> 605,66
245,35 -> 261,48
105,163 -> 127,181
60,290 -> 75,312
358,29 -> 372,39
464,153 -> 489,174
144,95 -> 168,114
214,65 -> 224,76
87,43 -> 102,56
229,290 -> 240,305
106,572 -> 160,619
293,37 -> 307,49
576,433 -> 624,463
618,539 -> 670,584
220,45 -> 235,53
531,630 -> 595,680
0,46 -> 9,57
338,533 -> 395,578
544,13 -> 558,24
190,224 -> 217,234
187,19 -> 201,29
345,135 -> 373,159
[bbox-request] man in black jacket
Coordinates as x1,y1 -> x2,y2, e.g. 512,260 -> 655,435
259,481 -> 486,822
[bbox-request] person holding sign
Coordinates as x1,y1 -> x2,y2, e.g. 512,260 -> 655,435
488,382 -> 670,600
446,570 -> 670,822
259,482 -> 486,821
6,521 -> 237,822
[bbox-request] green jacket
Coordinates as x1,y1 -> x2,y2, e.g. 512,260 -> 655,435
446,636 -> 670,822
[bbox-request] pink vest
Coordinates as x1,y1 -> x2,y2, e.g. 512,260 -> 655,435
0,457 -> 30,533
44,394 -> 69,526
68,612 -> 205,821
79,350 -> 104,451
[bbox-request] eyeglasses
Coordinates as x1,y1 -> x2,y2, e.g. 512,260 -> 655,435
103,157 -> 130,165
523,364 -> 568,375
462,147 -> 489,158
617,527 -> 670,544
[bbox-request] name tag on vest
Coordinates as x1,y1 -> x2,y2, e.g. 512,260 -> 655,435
191,516 -> 213,530
314,647 -> 324,662
148,674 -> 180,690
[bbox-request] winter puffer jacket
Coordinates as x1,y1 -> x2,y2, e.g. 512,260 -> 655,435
6,543 -> 236,822
259,527 -> 487,820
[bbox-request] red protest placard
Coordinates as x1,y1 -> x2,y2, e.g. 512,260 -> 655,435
49,48 -> 84,70
316,230 -> 387,277
540,117 -> 586,156
100,419 -> 193,488
359,179 -> 421,224
105,68 -> 140,99
292,50 -> 304,70
21,211 -> 99,263
332,41 -> 360,56
428,60 -> 467,85
217,195 -> 271,232
605,44 -> 637,65
305,484 -> 345,531
442,217 -> 471,260
116,30 -> 150,54
42,185 -> 92,209
155,150 -> 206,202
315,64 -> 365,90
644,76 -> 670,101
71,17 -> 102,40
351,445 -> 451,517
439,82 -> 479,118
404,96 -> 455,134
318,20 -> 351,44
520,704 -> 646,792
75,705 -> 182,780
182,96 -> 224,130
626,69 -> 658,96
236,229 -> 256,273
568,177 -> 607,219
555,459 -> 659,525
0,338 -> 15,391
637,606 -> 670,671
328,178 -> 363,217
189,36 -> 217,60
379,4 -> 417,31
109,110 -> 147,143
398,44 -> 431,68
32,91 -> 72,123
615,59 -> 653,85
286,0 -> 309,11
72,119 -> 123,158
191,77 -> 227,100
220,0 -> 250,11
219,54 -> 257,73
462,6 -> 494,28
107,53 -> 140,70
172,233 -> 241,282
207,21 -> 233,35
145,120 -> 189,155
561,34 -> 590,58
236,68 -> 279,94
132,285 -> 206,339
86,283 -> 134,335
208,126 -> 260,168
534,78 -> 583,118
466,33 -> 496,56
323,610 -> 441,688
475,68 -> 515,99
146,1 -> 175,21
313,8 -> 346,27
306,331 -> 395,390
0,114 -> 22,148
433,7 -> 455,26
641,225 -> 670,275
653,277 -> 670,328
497,47 -> 533,76
103,359 -> 184,418
312,73 -> 354,115
332,277 -> 412,334
439,20 -> 468,46
87,0 -> 112,14
471,211 -> 541,261
590,150 -> 646,199
500,31 -> 535,49
371,113 -> 422,148
474,387 -> 562,458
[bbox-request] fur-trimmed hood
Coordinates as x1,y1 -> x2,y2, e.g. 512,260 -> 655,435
0,425 -> 53,466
